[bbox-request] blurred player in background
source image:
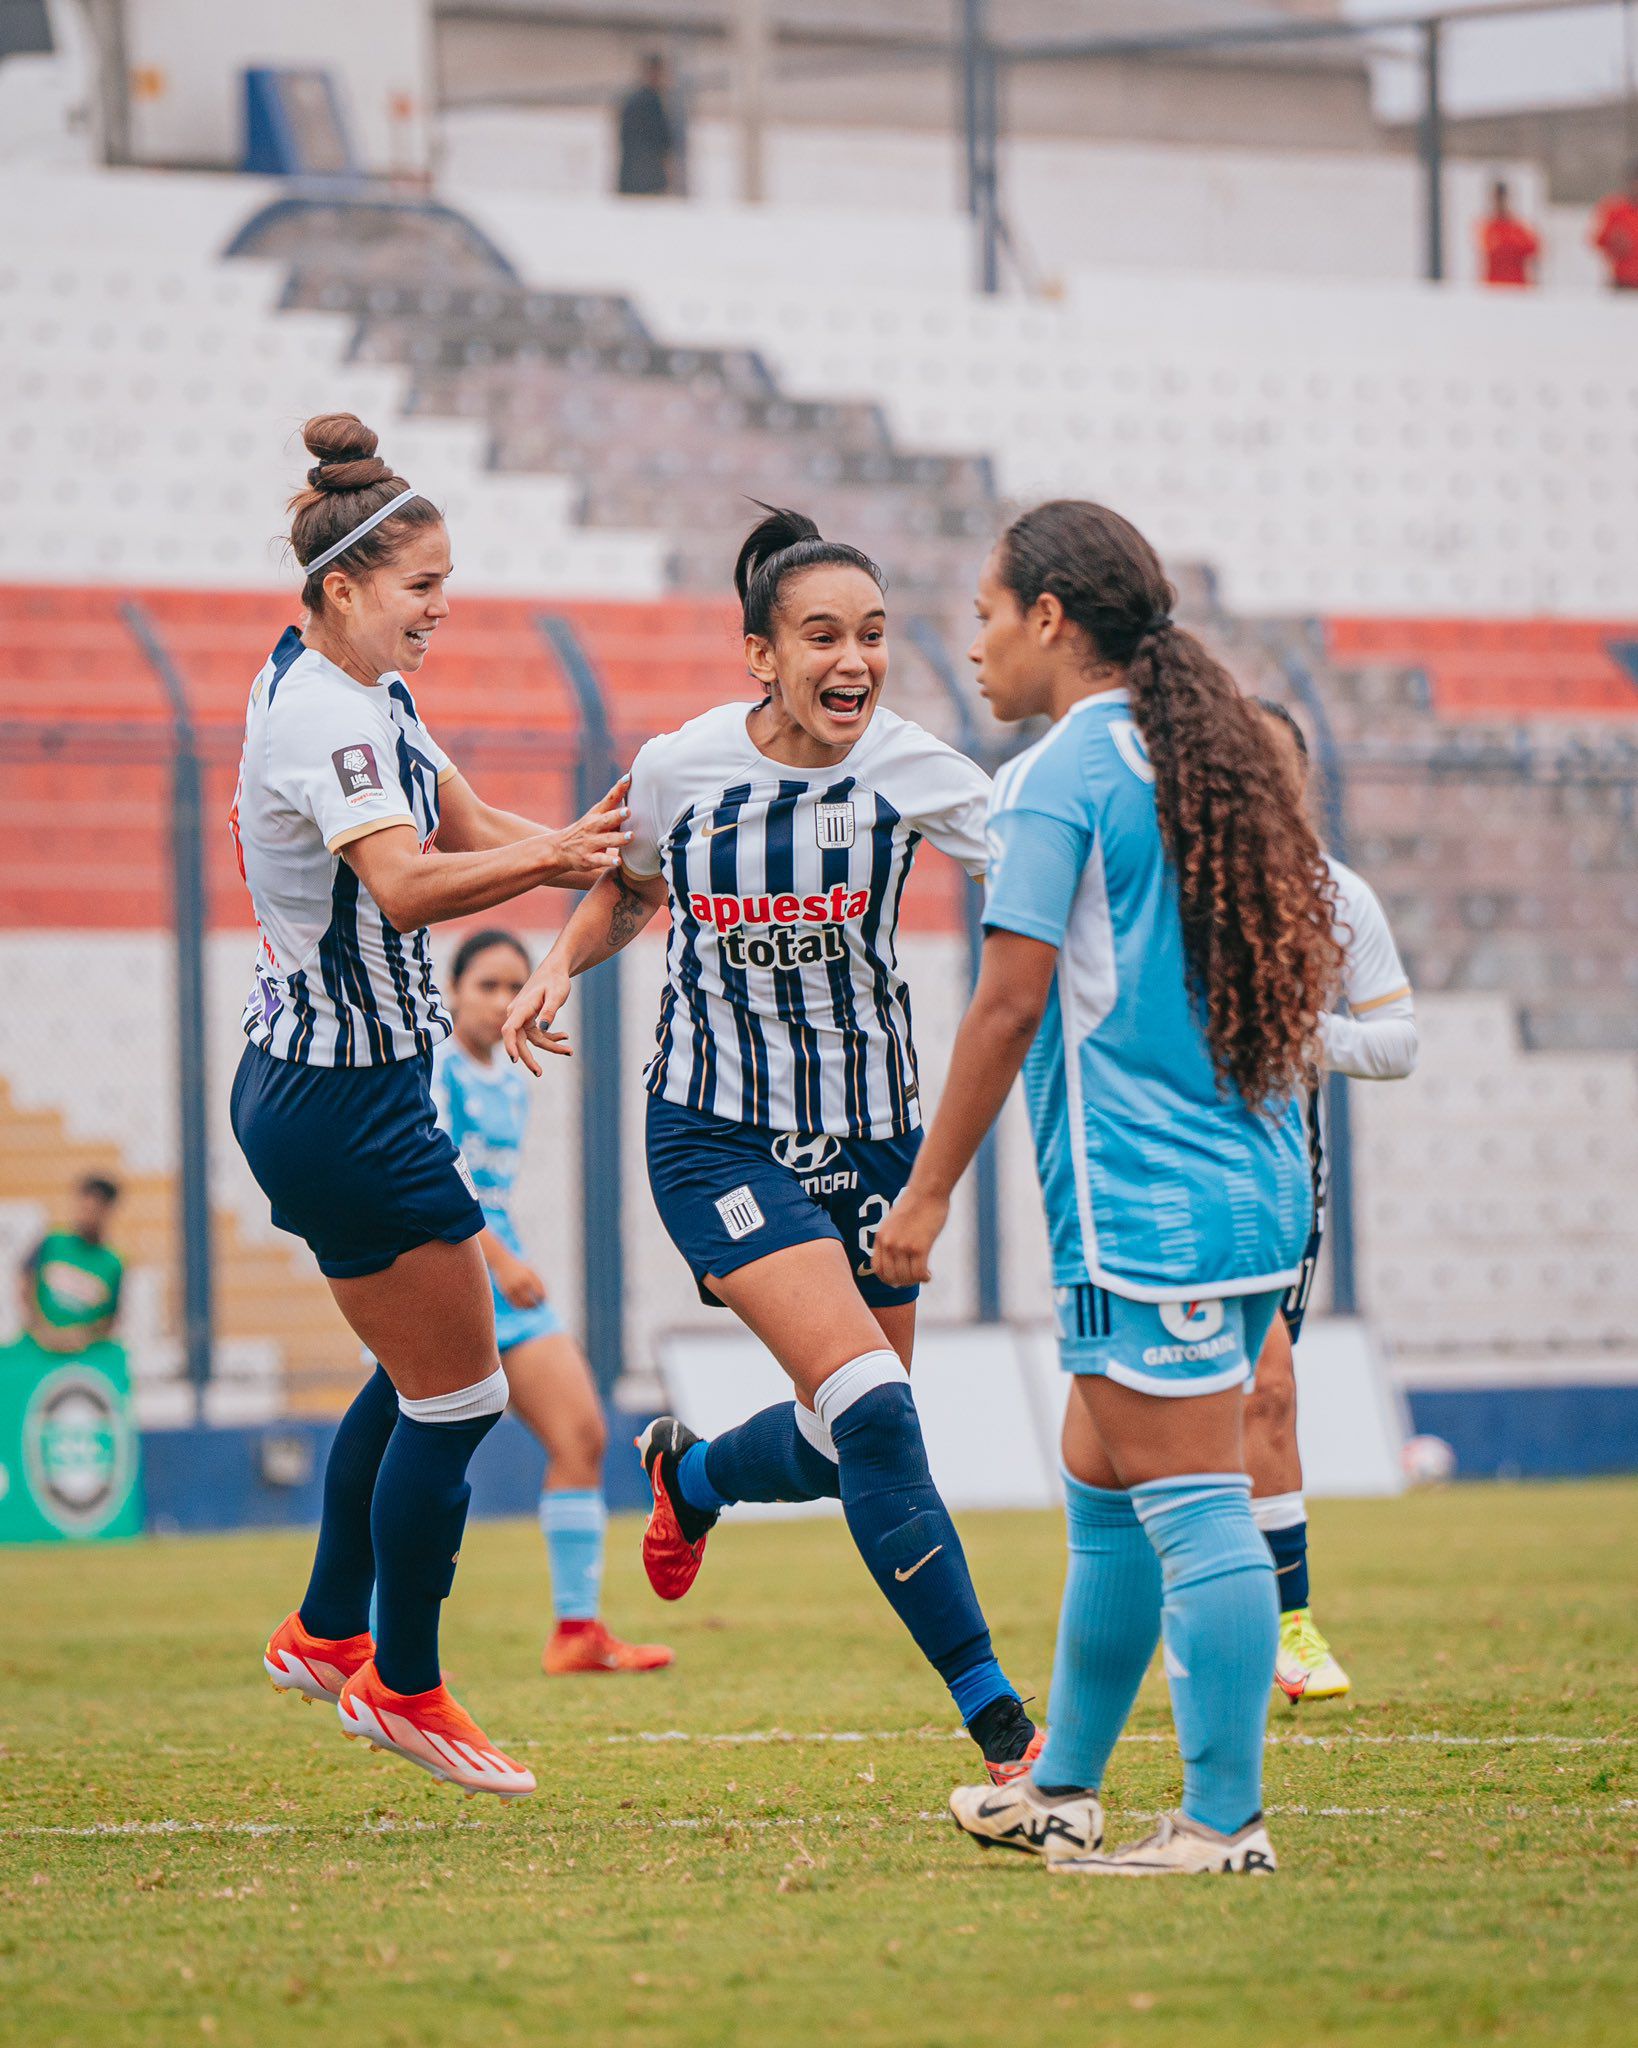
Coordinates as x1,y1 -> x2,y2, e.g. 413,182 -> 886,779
503,505 -> 1042,1785
234,413 -> 629,1801
19,1174 -> 123,1353
1249,702 -> 1417,1704
876,501 -> 1343,1876
433,928 -> 672,1676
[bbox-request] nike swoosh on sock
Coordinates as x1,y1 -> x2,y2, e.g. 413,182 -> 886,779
894,1545 -> 943,1582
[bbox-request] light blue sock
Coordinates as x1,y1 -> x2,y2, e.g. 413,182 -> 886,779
676,1438 -> 730,1516
540,1487 -> 607,1623
1131,1473 -> 1277,1837
1033,1476 -> 1162,1793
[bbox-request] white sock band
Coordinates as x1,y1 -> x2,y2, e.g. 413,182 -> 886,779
793,1399 -> 839,1464
397,1365 -> 508,1423
813,1350 -> 909,1436
1251,1490 -> 1306,1533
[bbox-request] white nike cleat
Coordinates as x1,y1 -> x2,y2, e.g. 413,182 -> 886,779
949,1777 -> 1103,1860
1051,1810 -> 1277,1877
1274,1607 -> 1351,1702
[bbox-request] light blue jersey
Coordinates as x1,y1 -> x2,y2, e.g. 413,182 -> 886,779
430,1038 -> 563,1346
983,689 -> 1312,1304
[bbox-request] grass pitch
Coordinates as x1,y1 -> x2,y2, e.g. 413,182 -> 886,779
2,1480 -> 1634,2048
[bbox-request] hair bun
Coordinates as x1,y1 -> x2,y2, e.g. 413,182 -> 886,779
301,411 -> 390,492
733,502 -> 823,605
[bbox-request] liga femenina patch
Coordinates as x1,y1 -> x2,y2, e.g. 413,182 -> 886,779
333,742 -> 386,806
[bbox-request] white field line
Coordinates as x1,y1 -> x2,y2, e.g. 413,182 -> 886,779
587,1727 -> 1635,1752
6,1799 -> 1635,1844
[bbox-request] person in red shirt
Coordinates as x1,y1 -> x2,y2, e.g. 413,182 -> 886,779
1480,179 -> 1540,288
1590,161 -> 1638,291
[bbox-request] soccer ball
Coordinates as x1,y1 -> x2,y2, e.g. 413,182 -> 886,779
1402,1433 -> 1457,1487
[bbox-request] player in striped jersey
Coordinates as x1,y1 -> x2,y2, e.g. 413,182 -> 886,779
503,506 -> 1041,1784
876,502 -> 1344,1875
1249,702 -> 1418,1704
235,413 -> 629,1799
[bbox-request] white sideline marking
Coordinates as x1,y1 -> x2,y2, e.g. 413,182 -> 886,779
6,1800 -> 1634,1845
589,1727 -> 1634,1753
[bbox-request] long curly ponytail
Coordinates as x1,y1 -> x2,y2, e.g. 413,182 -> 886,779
997,501 -> 1342,1107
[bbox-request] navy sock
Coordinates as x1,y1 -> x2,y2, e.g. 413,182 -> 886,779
298,1365 -> 399,1641
698,1403 -> 842,1506
370,1409 -> 500,1695
829,1380 -> 1014,1722
1263,1520 -> 1310,1613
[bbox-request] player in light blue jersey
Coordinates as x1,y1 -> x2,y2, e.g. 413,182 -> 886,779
876,501 -> 1344,1875
433,930 -> 672,1677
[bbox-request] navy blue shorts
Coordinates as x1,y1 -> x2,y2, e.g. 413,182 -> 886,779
1280,1225 -> 1324,1344
645,1095 -> 922,1309
231,1040 -> 484,1280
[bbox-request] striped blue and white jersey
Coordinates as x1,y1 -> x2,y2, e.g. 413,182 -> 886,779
232,628 -> 455,1067
625,701 -> 990,1141
983,688 -> 1312,1301
430,1040 -> 531,1258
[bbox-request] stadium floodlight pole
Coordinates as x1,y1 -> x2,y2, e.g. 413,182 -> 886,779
908,615 -> 1003,1324
958,0 -> 1001,293
121,600 -> 215,1420
1421,17 -> 1446,282
535,614 -> 626,1398
734,0 -> 770,204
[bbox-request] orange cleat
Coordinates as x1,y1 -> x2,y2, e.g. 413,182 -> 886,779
264,1611 -> 374,1704
543,1619 -> 675,1676
336,1661 -> 536,1801
636,1416 -> 716,1602
986,1724 -> 1046,1789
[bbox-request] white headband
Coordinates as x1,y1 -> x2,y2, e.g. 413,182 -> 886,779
302,485 -> 423,576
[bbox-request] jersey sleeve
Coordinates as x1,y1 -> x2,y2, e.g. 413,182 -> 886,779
1331,862 -> 1412,1013
268,690 -> 415,853
418,718 -> 456,786
906,742 -> 992,878
982,807 -> 1091,947
620,734 -> 670,881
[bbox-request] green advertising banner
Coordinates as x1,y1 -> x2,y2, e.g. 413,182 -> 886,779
0,1335 -> 144,1543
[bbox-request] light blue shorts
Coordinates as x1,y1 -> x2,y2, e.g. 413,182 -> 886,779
1053,1283 -> 1286,1398
494,1291 -> 566,1354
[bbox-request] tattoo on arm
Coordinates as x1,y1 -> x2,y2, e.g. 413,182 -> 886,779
608,870 -> 652,950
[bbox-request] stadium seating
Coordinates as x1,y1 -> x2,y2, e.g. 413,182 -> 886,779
1327,618 -> 1638,720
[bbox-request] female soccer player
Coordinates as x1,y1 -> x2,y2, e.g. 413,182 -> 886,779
235,413 -> 629,1800
432,928 -> 673,1676
874,501 -> 1343,1874
1248,702 -> 1417,1704
502,506 -> 1041,1783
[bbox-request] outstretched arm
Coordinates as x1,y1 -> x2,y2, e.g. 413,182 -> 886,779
871,929 -> 1058,1290
434,769 -> 628,892
343,778 -> 631,932
501,864 -> 669,1074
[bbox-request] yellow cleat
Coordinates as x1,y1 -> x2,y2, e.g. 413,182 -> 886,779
1274,1607 -> 1351,1702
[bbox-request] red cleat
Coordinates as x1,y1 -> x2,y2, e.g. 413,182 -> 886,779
985,1723 -> 1046,1788
543,1618 -> 675,1675
336,1661 -> 535,1801
263,1611 -> 373,1704
636,1416 -> 716,1601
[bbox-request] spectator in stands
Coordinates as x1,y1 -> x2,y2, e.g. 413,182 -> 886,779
1590,160 -> 1638,292
1479,179 -> 1539,289
616,53 -> 677,197
19,1175 -> 123,1355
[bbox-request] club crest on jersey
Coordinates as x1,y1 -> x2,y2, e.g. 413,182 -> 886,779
814,800 -> 856,849
332,742 -> 385,806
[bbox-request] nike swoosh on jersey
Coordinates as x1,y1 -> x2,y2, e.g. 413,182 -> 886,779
700,819 -> 740,839
894,1545 -> 943,1582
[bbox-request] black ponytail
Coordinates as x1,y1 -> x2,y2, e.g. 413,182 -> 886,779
733,501 -> 884,639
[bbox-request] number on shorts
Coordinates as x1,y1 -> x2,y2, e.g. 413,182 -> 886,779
855,1193 -> 891,1275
